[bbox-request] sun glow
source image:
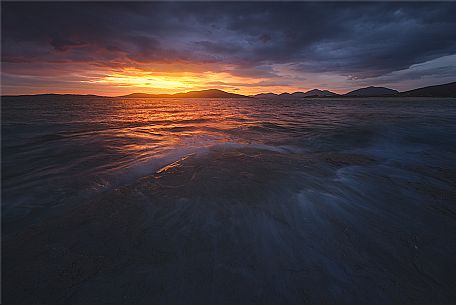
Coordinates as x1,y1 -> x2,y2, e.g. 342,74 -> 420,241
82,68 -> 266,95
87,69 -> 193,91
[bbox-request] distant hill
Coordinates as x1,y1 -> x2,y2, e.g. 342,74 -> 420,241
399,82 -> 456,97
172,89 -> 247,98
278,93 -> 292,98
119,89 -> 248,99
1,93 -> 104,98
254,89 -> 338,98
345,86 -> 398,97
251,83 -> 456,98
120,93 -> 168,98
300,89 -> 338,97
290,92 -> 305,97
253,93 -> 278,98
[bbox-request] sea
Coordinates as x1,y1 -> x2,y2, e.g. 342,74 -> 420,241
2,96 -> 456,304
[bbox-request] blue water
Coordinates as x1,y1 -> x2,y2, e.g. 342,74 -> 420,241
2,96 -> 456,304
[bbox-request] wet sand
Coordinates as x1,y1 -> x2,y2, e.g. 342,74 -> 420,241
4,148 -> 456,305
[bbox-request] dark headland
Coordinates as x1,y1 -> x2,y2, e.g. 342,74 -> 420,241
399,82 -> 456,97
344,86 -> 399,97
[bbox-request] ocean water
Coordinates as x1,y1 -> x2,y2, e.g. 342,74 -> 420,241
2,96 -> 456,304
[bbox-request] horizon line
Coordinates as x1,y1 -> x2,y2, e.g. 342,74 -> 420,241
3,81 -> 456,98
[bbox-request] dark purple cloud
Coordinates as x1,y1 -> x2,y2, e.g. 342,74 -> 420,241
2,2 -> 456,94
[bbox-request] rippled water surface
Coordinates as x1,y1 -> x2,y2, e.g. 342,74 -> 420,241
2,96 -> 456,304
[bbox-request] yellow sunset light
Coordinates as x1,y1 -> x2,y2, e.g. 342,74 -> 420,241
82,67 -> 270,95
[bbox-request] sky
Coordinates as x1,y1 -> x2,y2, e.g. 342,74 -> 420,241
2,2 -> 456,96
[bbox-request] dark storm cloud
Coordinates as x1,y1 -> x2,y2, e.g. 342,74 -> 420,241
2,2 -> 456,79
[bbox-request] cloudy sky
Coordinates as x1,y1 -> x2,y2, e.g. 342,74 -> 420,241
2,2 -> 456,96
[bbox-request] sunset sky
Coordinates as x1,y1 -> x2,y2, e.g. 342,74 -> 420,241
2,2 -> 456,96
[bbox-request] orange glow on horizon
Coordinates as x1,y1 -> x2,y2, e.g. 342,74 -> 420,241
82,68 -> 257,95
78,67 -> 323,96
1,62 -> 346,96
